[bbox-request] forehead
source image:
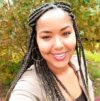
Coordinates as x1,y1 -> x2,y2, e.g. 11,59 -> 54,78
39,8 -> 70,20
36,8 -> 72,26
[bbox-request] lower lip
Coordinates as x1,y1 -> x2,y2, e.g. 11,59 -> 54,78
52,52 -> 67,61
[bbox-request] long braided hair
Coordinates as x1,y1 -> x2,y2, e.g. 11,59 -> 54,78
6,2 -> 88,101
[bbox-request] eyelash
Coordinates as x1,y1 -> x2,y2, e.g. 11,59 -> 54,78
63,32 -> 71,36
42,36 -> 51,40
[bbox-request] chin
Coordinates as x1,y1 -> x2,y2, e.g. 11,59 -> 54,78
47,60 -> 69,71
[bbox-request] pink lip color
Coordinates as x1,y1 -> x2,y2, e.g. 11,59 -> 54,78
52,52 -> 67,61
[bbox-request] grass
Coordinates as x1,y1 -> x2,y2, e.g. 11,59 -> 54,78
85,50 -> 100,97
87,62 -> 100,97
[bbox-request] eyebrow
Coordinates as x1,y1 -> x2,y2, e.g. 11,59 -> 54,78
41,31 -> 52,34
60,26 -> 70,31
40,26 -> 70,34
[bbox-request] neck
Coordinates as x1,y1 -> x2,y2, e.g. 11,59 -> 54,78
48,63 -> 71,76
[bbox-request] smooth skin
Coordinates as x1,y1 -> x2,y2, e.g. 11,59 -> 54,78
36,9 -> 82,101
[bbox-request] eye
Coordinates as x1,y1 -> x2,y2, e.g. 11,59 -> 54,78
62,32 -> 71,37
41,36 -> 51,40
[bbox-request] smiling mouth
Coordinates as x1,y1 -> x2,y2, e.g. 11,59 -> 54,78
52,52 -> 67,61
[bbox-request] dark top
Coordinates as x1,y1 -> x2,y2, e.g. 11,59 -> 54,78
75,91 -> 87,101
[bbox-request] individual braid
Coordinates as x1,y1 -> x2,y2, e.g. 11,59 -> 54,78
28,3 -> 49,22
72,19 -> 88,92
28,3 -> 57,27
54,2 -> 71,13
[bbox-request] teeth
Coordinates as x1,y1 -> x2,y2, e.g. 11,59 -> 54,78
53,53 -> 66,60
54,53 -> 65,57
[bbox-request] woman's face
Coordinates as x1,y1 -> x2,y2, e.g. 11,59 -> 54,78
36,9 -> 76,73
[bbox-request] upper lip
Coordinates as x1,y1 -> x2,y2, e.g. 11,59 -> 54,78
51,51 -> 67,55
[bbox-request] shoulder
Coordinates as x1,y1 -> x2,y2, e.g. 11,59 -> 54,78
18,65 -> 39,90
9,65 -> 45,101
70,55 -> 86,71
70,55 -> 87,80
22,65 -> 37,80
70,55 -> 80,71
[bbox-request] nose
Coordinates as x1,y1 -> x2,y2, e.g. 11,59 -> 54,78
54,36 -> 63,50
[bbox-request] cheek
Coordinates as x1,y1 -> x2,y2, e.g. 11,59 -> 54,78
36,38 -> 51,54
70,37 -> 76,49
64,34 -> 76,50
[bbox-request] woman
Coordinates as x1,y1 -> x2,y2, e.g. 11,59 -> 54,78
6,2 -> 94,101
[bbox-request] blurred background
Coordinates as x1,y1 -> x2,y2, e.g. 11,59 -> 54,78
0,0 -> 100,100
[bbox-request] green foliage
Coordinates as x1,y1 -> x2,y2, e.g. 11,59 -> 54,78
85,50 -> 100,96
0,59 -> 20,97
85,50 -> 100,79
87,61 -> 100,96
85,50 -> 100,62
0,60 -> 20,86
88,62 -> 100,79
